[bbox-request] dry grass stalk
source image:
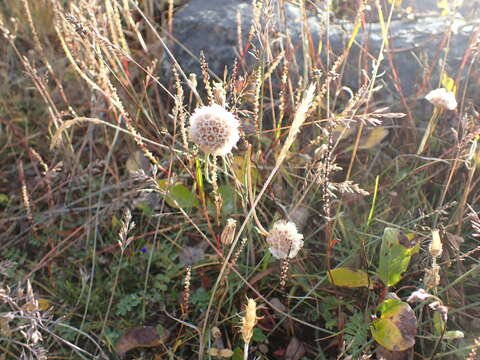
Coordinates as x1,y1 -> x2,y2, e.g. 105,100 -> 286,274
466,336 -> 480,360
181,266 -> 192,318
252,65 -> 263,136
18,161 -> 37,233
277,59 -> 289,139
200,51 -> 214,105
277,83 -> 316,165
232,238 -> 248,268
279,259 -> 290,289
172,66 -> 188,149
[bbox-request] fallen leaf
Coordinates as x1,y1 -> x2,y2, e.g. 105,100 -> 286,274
445,232 -> 464,251
126,150 -> 150,173
376,345 -> 413,360
328,267 -> 371,288
115,326 -> 169,356
371,297 -> 417,351
284,336 -> 306,360
345,127 -> 389,152
179,245 -> 205,266
358,128 -> 389,149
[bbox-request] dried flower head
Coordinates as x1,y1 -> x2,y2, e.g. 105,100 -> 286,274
220,218 -> 237,245
188,104 -> 240,156
423,265 -> 440,289
266,220 -> 304,259
429,229 -> 443,258
425,88 -> 457,111
429,301 -> 449,322
407,288 -> 434,303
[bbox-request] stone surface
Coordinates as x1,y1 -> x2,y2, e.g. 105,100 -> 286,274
170,0 -> 479,102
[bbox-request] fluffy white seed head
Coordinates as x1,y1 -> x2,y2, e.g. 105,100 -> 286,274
266,220 -> 304,259
188,104 -> 240,156
425,88 -> 457,111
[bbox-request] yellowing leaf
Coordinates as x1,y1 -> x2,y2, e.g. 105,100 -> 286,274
441,73 -> 456,94
359,128 -> 389,149
387,0 -> 403,5
22,299 -> 50,312
328,268 -> 371,288
371,298 -> 417,351
443,330 -> 464,340
345,128 -> 389,152
232,155 -> 258,184
333,123 -> 354,141
38,299 -> 51,311
0,194 -> 8,204
437,0 -> 450,16
111,215 -> 121,229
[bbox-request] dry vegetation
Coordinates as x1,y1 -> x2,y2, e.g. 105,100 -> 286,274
0,0 -> 479,359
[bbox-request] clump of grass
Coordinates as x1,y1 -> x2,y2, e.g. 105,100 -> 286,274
0,0 -> 479,359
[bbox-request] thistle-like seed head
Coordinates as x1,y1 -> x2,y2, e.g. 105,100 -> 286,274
266,220 -> 304,260
425,88 -> 457,111
188,104 -> 240,156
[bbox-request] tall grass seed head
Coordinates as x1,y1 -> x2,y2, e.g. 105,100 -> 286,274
188,104 -> 240,156
266,220 -> 304,260
240,298 -> 260,344
425,88 -> 457,111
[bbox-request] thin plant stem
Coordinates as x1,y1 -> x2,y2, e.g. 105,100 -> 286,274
417,107 -> 441,155
100,249 -> 124,337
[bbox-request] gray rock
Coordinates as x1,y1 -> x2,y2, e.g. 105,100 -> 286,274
170,0 -> 478,101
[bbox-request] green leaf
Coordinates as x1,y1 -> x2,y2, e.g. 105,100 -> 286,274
433,311 -> 445,335
218,185 -> 236,215
371,298 -> 416,351
165,184 -> 198,209
232,155 -> 258,185
328,267 -> 371,288
0,194 -> 8,204
232,346 -> 243,360
136,201 -> 154,217
252,328 -> 267,342
377,228 -> 419,287
443,330 -> 464,340
115,293 -> 141,316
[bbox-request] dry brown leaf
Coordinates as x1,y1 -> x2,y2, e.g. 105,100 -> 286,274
376,345 -> 413,360
115,326 -> 169,356
445,232 -> 464,251
285,336 -> 306,360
